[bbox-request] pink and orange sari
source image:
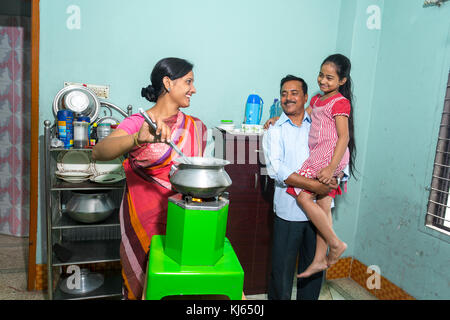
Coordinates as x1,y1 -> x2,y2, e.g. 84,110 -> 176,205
119,111 -> 206,299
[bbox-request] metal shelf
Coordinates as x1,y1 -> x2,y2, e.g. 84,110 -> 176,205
45,108 -> 132,300
50,147 -> 93,152
53,210 -> 120,229
51,179 -> 125,191
52,239 -> 121,266
53,270 -> 122,300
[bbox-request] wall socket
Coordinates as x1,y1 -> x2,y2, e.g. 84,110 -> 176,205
64,81 -> 110,99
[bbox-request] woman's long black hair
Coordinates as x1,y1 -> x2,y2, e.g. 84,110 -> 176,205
322,54 -> 357,178
141,57 -> 194,102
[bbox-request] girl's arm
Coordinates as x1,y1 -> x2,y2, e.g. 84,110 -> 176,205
263,116 -> 280,129
317,115 -> 349,184
306,106 -> 312,115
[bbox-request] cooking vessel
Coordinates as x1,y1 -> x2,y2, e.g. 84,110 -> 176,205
170,157 -> 232,198
65,190 -> 115,223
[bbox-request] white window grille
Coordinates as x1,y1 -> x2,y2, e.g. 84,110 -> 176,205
426,70 -> 450,235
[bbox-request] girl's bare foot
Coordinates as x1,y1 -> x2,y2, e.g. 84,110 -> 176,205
327,241 -> 347,266
297,259 -> 329,278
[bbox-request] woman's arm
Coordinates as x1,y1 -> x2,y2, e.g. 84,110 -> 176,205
92,112 -> 172,161
91,129 -> 136,161
317,115 -> 349,184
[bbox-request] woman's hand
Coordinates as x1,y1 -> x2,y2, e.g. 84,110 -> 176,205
263,116 -> 280,129
136,112 -> 172,144
317,166 -> 334,185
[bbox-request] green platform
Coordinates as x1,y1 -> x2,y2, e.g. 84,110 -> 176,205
145,235 -> 244,300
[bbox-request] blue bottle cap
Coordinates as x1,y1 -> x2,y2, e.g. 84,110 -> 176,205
77,116 -> 90,122
57,109 -> 73,116
247,94 -> 262,104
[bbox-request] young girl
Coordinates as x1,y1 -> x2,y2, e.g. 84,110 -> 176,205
286,54 -> 356,278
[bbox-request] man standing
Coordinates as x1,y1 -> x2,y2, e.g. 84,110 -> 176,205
262,75 -> 341,300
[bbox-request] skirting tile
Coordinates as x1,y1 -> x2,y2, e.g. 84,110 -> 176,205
326,257 -> 415,300
326,257 -> 352,279
350,259 -> 414,300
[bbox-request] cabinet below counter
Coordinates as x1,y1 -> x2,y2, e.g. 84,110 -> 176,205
213,128 -> 274,295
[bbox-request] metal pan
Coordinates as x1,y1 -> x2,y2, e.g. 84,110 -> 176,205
169,157 -> 232,198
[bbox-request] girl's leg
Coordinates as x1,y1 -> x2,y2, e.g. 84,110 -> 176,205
318,196 -> 347,266
297,229 -> 328,278
296,193 -> 328,278
296,192 -> 347,273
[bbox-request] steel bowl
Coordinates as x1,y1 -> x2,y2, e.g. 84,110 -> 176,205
53,85 -> 100,124
65,190 -> 115,223
170,157 -> 232,198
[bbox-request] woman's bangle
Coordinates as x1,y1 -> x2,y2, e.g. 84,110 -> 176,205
133,132 -> 142,148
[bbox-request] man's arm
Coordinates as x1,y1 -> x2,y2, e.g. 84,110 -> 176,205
285,172 -> 338,196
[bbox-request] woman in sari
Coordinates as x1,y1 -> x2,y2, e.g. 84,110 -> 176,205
92,57 -> 207,300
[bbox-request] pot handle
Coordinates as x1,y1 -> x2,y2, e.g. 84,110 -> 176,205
169,164 -> 178,177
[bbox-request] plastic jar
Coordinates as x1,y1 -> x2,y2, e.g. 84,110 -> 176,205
97,123 -> 111,141
73,121 -> 89,149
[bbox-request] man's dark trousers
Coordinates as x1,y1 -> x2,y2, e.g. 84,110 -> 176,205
268,214 -> 324,300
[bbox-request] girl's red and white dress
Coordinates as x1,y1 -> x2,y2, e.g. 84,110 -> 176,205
286,92 -> 350,198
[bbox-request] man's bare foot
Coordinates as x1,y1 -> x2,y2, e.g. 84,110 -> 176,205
327,241 -> 347,266
297,259 -> 328,278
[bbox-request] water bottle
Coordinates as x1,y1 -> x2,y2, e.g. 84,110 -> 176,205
244,94 -> 263,125
269,99 -> 279,119
275,99 -> 282,117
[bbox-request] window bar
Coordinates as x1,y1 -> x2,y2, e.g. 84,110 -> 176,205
426,212 -> 450,223
430,186 -> 450,194
434,162 -> 450,168
432,175 -> 450,182
429,199 -> 450,208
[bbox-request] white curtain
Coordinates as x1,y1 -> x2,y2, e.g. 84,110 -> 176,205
0,15 -> 31,236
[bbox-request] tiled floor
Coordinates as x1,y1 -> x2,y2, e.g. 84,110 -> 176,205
0,234 -> 46,300
245,276 -> 378,300
0,233 -> 377,300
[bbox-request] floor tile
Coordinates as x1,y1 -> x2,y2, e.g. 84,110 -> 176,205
0,245 -> 28,271
0,272 -> 46,300
327,278 -> 378,300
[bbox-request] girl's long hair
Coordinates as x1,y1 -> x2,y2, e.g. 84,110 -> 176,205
322,54 -> 357,178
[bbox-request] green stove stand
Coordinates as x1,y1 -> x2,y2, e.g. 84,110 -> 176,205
145,235 -> 244,300
164,196 -> 228,266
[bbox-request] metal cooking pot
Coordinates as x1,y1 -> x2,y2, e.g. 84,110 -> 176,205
59,268 -> 104,295
169,157 -> 232,198
66,190 -> 115,223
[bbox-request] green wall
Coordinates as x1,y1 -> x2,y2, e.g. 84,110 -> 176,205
37,0 -> 450,299
345,0 -> 450,299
